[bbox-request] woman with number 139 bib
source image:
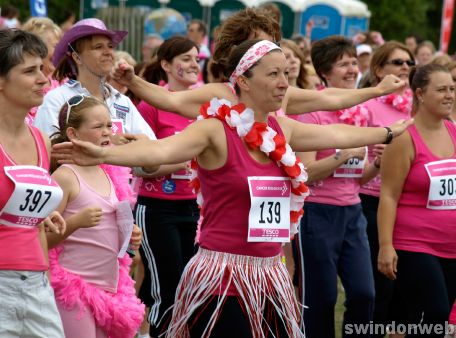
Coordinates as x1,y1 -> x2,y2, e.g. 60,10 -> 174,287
53,39 -> 412,338
0,30 -> 65,337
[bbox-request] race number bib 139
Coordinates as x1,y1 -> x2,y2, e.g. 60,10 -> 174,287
247,177 -> 291,243
333,147 -> 367,178
0,166 -> 63,228
425,159 -> 456,210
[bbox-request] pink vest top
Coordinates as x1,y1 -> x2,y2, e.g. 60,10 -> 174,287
58,165 -> 120,292
361,98 -> 411,197
393,121 -> 456,258
0,126 -> 50,271
137,100 -> 196,200
297,110 -> 362,206
198,116 -> 284,258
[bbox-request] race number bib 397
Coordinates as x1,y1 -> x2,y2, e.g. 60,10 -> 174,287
425,159 -> 456,210
0,166 -> 63,228
247,177 -> 291,243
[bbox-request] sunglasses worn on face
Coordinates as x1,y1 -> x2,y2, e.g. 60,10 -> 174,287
65,94 -> 87,124
385,59 -> 416,67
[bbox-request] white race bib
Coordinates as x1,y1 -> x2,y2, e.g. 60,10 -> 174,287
333,147 -> 367,178
0,166 -> 63,228
247,176 -> 290,243
425,159 -> 456,210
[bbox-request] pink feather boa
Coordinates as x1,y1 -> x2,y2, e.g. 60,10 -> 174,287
48,163 -> 143,337
49,248 -> 144,338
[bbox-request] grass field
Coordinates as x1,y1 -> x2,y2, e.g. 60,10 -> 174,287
335,280 -> 345,338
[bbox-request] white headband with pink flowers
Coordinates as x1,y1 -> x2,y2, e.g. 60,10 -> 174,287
229,40 -> 281,86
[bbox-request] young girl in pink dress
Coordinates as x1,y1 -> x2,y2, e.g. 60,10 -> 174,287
47,95 -> 144,338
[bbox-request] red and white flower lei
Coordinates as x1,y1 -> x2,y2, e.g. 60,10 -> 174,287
190,98 -> 309,237
335,104 -> 370,127
378,89 -> 412,114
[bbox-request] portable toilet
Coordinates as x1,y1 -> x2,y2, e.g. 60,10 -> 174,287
299,0 -> 370,41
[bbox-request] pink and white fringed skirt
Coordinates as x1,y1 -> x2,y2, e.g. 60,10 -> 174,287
166,247 -> 305,338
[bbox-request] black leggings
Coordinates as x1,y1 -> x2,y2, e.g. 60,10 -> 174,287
189,296 -> 289,338
396,250 -> 456,338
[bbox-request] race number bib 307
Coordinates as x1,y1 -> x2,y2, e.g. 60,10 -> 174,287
0,166 -> 63,228
425,159 -> 456,210
247,177 -> 291,243
333,147 -> 367,178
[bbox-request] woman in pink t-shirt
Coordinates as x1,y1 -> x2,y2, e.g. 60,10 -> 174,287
134,36 -> 200,338
378,64 -> 456,336
294,36 -> 382,338
0,29 -> 65,338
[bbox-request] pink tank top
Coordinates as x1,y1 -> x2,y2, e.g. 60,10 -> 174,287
360,98 -> 411,197
0,126 -> 50,271
393,121 -> 456,258
58,165 -> 120,292
137,100 -> 196,200
198,116 -> 284,258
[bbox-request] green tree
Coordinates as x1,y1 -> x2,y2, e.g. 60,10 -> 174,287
0,0 -> 79,25
364,0 -> 442,43
363,0 -> 447,51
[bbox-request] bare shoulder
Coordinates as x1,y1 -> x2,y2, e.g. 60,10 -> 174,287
38,128 -> 52,154
52,165 -> 79,190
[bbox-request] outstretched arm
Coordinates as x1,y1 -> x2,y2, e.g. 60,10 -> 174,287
113,61 -> 231,118
284,117 -> 413,152
52,118 -> 216,168
284,74 -> 405,115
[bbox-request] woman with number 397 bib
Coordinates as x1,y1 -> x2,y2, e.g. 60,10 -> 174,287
52,39 -> 412,338
378,64 -> 456,335
0,30 -> 65,337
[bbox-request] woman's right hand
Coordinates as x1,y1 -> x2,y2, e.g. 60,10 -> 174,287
378,245 -> 398,280
111,59 -> 135,87
52,138 -> 106,166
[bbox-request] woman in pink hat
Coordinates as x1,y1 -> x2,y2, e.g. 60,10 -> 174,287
33,18 -> 156,141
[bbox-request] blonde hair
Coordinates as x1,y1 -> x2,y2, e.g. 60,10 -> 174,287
115,50 -> 136,66
22,17 -> 62,41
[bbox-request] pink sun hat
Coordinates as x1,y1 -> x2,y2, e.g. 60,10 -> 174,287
52,18 -> 128,66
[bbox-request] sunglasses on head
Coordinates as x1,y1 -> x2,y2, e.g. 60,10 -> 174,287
385,59 -> 416,67
65,94 -> 87,124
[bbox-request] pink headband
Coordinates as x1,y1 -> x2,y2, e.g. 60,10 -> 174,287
229,40 -> 281,86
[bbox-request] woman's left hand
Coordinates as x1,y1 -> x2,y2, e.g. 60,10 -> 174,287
129,224 -> 142,250
377,74 -> 406,95
41,211 -> 66,234
389,118 -> 415,139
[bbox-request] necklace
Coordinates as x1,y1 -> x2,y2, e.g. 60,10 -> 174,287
190,98 -> 309,237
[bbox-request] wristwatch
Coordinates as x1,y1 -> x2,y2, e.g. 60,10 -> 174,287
383,127 -> 394,144
334,149 -> 342,160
